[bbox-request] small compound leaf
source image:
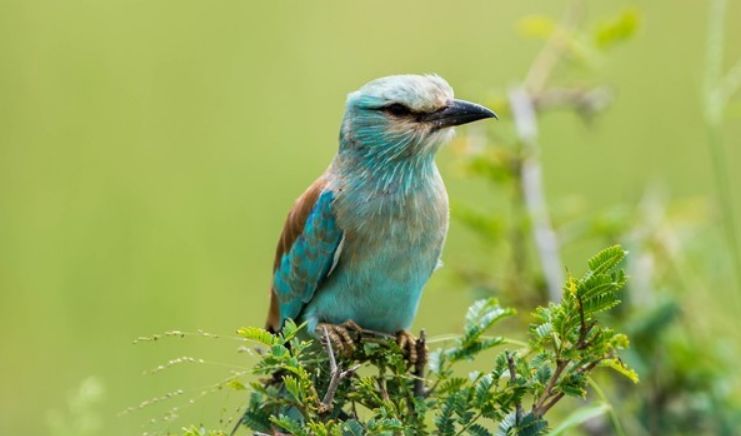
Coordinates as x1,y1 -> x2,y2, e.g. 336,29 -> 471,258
599,358 -> 639,383
236,326 -> 277,346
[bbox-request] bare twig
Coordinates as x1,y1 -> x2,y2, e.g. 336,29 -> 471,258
510,86 -> 564,301
377,368 -> 390,402
413,330 -> 428,398
507,352 -> 523,426
533,359 -> 603,417
319,327 -> 359,413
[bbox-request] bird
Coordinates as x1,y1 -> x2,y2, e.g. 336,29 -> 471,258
265,74 -> 496,361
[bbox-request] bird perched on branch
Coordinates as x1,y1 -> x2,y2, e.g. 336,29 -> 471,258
265,74 -> 496,361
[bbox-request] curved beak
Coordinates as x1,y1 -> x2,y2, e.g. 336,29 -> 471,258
423,99 -> 498,129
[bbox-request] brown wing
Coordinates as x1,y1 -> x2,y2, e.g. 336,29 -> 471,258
265,176 -> 329,332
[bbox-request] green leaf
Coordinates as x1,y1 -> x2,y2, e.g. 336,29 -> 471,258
586,245 -> 625,275
534,322 -> 552,339
464,298 -> 516,341
281,319 -> 302,342
270,414 -> 305,435
474,374 -> 494,406
343,419 -> 365,435
547,403 -> 610,435
283,375 -> 302,401
436,395 -> 457,435
518,413 -> 549,436
594,8 -> 640,50
468,423 -> 493,436
535,363 -> 553,386
495,412 -> 516,436
236,326 -> 277,346
599,358 -> 639,383
558,372 -> 587,398
580,292 -> 621,316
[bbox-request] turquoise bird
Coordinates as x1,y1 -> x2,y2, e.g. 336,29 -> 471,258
265,74 -> 496,359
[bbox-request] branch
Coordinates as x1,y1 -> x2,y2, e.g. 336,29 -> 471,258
509,87 -> 564,301
576,295 -> 597,350
538,392 -> 565,416
413,330 -> 428,398
507,352 -> 524,426
532,359 -> 567,416
319,327 -> 359,413
533,359 -> 604,417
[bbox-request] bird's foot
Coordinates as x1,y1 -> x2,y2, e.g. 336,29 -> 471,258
316,321 -> 363,356
396,330 -> 423,364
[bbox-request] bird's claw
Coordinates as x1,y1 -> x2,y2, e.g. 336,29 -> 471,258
317,321 -> 362,356
396,330 -> 422,364
317,323 -> 423,364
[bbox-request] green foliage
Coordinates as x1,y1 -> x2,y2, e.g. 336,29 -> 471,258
594,8 -> 640,50
451,4 -> 741,434
219,246 -> 633,435
455,142 -> 741,433
181,425 -> 226,436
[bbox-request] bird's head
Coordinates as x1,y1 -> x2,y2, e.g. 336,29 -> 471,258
339,74 -> 496,162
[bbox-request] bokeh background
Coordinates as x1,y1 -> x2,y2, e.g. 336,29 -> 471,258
2,1 -> 740,434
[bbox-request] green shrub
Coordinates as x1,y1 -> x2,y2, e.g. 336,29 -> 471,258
231,245 -> 635,435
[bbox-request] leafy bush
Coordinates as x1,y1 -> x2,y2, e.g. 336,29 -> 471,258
231,246 -> 635,435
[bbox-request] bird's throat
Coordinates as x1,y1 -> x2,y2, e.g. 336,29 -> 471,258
333,151 -> 438,199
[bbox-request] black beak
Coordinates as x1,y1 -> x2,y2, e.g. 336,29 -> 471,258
423,99 -> 498,129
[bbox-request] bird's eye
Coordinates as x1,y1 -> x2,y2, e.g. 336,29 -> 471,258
383,103 -> 412,117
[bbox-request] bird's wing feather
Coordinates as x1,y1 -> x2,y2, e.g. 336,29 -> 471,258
265,177 -> 343,331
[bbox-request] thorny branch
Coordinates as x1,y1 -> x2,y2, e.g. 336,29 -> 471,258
319,327 -> 359,413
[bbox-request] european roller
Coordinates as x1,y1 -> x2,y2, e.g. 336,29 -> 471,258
265,74 -> 496,360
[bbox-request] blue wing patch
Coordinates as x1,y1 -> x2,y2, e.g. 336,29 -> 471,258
272,190 -> 342,326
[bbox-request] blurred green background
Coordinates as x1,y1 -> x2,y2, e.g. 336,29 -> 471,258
1,1 -> 740,435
